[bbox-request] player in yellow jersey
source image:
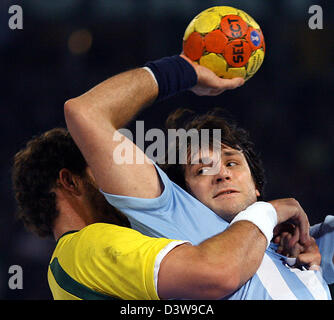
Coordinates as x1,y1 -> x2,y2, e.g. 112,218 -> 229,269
12,128 -> 188,300
49,224 -> 183,300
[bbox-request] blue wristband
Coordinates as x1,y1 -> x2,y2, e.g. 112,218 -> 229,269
144,55 -> 198,102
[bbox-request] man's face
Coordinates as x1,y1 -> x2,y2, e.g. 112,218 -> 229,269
184,145 -> 260,222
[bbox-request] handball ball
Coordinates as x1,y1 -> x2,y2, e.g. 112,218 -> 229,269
183,6 -> 265,80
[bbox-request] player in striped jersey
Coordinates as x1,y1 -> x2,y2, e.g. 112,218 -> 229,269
65,54 -> 333,299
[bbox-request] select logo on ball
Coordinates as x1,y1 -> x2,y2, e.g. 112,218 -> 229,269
224,40 -> 251,68
220,15 -> 248,38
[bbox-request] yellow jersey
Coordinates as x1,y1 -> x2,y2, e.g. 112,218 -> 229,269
48,223 -> 184,300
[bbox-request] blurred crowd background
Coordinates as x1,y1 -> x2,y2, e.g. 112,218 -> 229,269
1,0 -> 333,299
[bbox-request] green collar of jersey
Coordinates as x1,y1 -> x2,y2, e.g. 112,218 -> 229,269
56,230 -> 79,244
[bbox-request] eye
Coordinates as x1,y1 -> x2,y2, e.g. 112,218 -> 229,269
226,161 -> 237,167
197,167 -> 210,175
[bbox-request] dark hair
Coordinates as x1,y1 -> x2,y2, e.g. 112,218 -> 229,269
12,128 -> 87,237
160,108 -> 266,199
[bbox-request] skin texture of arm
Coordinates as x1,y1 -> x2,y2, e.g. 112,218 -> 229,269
65,68 -> 162,198
158,220 -> 267,299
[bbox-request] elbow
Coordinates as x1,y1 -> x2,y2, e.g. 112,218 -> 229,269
194,263 -> 242,300
204,270 -> 241,300
64,98 -> 78,122
63,98 -> 87,131
63,98 -> 91,140
217,273 -> 241,299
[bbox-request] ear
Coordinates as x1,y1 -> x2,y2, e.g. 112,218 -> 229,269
57,168 -> 82,196
255,189 -> 260,197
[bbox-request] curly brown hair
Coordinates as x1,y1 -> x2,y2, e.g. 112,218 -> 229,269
12,128 -> 88,237
160,108 -> 266,199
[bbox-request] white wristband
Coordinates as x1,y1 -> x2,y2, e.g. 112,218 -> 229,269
229,202 -> 277,248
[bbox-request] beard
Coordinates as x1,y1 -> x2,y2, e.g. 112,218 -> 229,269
211,188 -> 259,223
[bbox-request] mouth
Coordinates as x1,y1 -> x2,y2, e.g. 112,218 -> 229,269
213,189 -> 239,198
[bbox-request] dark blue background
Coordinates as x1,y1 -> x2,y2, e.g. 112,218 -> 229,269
1,0 -> 333,299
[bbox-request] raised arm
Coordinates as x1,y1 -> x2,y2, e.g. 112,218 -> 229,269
64,67 -> 160,198
64,55 -> 243,198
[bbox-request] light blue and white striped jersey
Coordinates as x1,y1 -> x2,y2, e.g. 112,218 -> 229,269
102,164 -> 332,300
224,242 -> 330,299
310,216 -> 334,284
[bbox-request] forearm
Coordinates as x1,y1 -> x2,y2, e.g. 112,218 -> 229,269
159,220 -> 267,299
198,221 -> 267,291
64,68 -> 162,197
65,68 -> 158,130
159,201 -> 277,299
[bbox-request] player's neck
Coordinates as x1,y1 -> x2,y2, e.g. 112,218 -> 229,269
53,209 -> 88,241
52,189 -> 94,241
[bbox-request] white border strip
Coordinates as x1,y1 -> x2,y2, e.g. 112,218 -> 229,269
153,240 -> 190,296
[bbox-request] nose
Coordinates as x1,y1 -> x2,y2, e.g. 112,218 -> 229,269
212,165 -> 231,184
